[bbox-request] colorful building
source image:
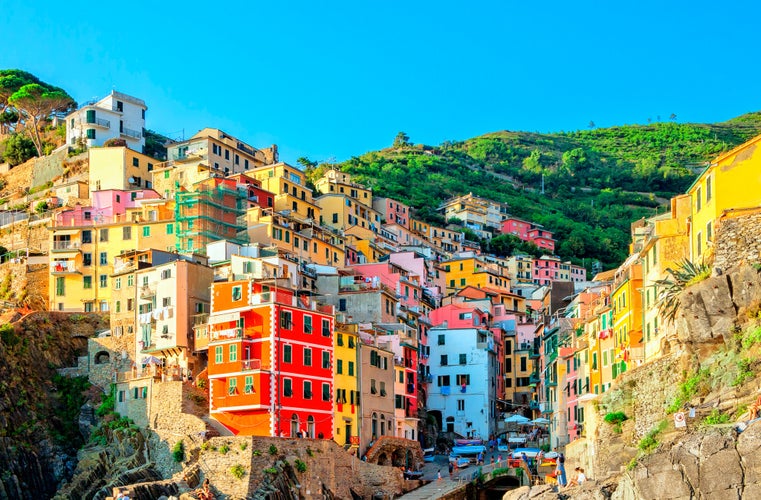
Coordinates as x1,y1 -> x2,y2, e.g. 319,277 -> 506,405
333,322 -> 360,450
207,280 -> 335,437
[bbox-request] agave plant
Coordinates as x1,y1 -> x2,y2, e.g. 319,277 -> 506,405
654,259 -> 711,324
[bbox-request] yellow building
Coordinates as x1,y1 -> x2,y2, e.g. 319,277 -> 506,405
334,322 -> 360,450
315,194 -> 381,241
687,134 -> 761,262
49,192 -> 175,312
89,146 -> 159,197
439,255 -> 511,296
639,195 -> 691,362
163,128 -> 277,175
243,207 -> 345,267
438,193 -> 509,239
314,169 -> 373,208
610,258 -> 642,376
248,163 -> 320,221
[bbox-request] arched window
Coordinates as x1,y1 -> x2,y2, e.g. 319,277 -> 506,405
372,412 -> 378,439
307,415 -> 315,438
290,414 -> 299,437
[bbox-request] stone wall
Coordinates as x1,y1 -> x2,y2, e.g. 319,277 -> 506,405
714,209 -> 761,273
195,435 -> 410,500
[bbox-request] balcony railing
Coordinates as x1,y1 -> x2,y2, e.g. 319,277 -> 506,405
120,127 -> 142,139
86,117 -> 110,128
242,359 -> 261,371
211,327 -> 243,341
52,240 -> 81,251
51,261 -> 78,273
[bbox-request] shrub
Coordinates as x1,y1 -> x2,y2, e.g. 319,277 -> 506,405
35,201 -> 48,214
666,369 -> 709,413
96,385 -> 116,417
201,442 -> 210,451
172,441 -> 185,462
230,464 -> 246,480
252,449 -> 261,456
638,420 -> 668,453
306,447 -> 314,457
219,444 -> 229,455
702,409 -> 730,426
264,467 -> 278,474
294,459 -> 307,473
269,444 -> 278,455
604,412 -> 628,425
742,326 -> 761,350
196,378 -> 207,389
240,442 -> 248,451
733,358 -> 754,387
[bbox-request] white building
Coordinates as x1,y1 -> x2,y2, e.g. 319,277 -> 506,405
427,325 -> 498,440
66,91 -> 147,152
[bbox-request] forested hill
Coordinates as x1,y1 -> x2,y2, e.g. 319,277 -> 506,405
320,113 -> 761,270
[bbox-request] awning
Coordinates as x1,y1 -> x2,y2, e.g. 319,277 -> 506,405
209,311 -> 240,324
53,229 -> 80,236
51,251 -> 80,258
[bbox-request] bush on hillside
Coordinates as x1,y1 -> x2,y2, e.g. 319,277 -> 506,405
2,133 -> 36,166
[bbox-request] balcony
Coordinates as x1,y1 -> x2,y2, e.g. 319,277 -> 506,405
242,359 -> 261,371
86,117 -> 110,128
211,327 -> 243,341
52,240 -> 81,252
140,285 -> 156,299
120,127 -> 142,140
51,261 -> 79,274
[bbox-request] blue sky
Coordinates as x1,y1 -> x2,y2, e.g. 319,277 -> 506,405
3,1 -> 760,164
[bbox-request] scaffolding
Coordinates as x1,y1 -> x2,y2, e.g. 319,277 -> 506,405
174,178 -> 248,253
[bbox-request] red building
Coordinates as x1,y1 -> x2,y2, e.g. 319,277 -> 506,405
207,279 -> 334,438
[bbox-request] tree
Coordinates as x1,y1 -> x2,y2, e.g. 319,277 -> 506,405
35,201 -> 49,214
393,131 -> 410,148
2,133 -> 36,166
9,83 -> 75,156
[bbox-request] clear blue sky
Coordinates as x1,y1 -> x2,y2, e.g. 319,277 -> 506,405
3,1 -> 760,164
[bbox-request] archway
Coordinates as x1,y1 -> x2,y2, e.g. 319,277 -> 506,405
94,351 -> 110,365
377,452 -> 388,465
391,448 -> 405,467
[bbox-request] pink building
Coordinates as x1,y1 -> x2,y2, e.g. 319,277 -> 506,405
55,189 -> 162,226
373,197 -> 410,229
501,217 -> 555,253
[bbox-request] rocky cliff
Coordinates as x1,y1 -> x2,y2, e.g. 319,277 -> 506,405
0,312 -> 106,500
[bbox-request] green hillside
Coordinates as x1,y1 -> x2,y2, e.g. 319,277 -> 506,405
319,114 -> 761,270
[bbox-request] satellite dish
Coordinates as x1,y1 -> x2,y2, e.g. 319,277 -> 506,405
128,177 -> 136,184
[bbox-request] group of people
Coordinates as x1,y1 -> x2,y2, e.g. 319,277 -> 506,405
549,452 -> 587,488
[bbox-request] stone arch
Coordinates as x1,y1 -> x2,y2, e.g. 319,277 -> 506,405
94,350 -> 110,365
391,447 -> 406,466
377,452 -> 388,465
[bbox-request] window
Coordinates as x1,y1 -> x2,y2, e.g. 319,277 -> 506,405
441,354 -> 448,366
283,345 -> 292,363
322,319 -> 330,337
99,275 -> 107,288
438,334 -> 445,345
457,399 -> 465,411
127,275 -> 134,287
215,346 -> 223,363
123,227 -> 132,240
706,175 -> 712,202
456,374 -> 470,386
304,315 -> 312,334
332,213 -> 338,224
322,382 -> 330,401
304,381 -> 312,399
227,378 -> 237,395
100,228 -> 109,242
459,353 -> 467,365
244,375 -> 254,394
232,285 -> 242,301
115,277 -> 121,290
82,231 -> 92,243
166,224 -> 173,235
229,344 -> 237,362
697,232 -> 702,256
99,252 -> 107,265
83,253 -> 92,266
337,334 -> 344,346
86,129 -> 96,139
348,361 -> 354,376
304,347 -> 312,366
322,350 -> 330,369
337,359 -> 343,374
127,298 -> 133,311
696,187 -> 702,211
520,357 -> 527,371
338,298 -> 347,311
280,310 -> 292,329
437,375 -> 450,386
143,226 -> 150,237
706,221 -> 712,242
83,276 -> 92,289
132,157 -> 139,167
380,381 -> 387,397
